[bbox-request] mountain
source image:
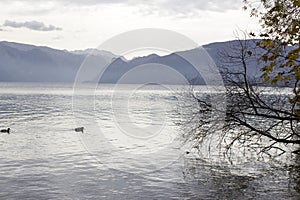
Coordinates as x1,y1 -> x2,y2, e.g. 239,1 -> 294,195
71,48 -> 116,61
0,41 -> 115,82
0,40 -> 268,84
97,40 -> 266,85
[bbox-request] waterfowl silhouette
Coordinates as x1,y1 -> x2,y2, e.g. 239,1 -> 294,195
1,128 -> 10,134
75,127 -> 84,133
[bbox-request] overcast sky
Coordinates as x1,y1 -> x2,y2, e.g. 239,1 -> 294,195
0,0 -> 260,51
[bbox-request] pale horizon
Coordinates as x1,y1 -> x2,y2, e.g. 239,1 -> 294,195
0,0 -> 260,51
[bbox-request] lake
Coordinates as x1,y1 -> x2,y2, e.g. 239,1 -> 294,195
0,82 -> 299,199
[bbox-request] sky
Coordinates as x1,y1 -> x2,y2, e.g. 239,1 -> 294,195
0,0 -> 261,51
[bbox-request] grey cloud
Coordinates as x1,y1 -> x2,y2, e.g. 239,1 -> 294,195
63,0 -> 242,13
3,20 -> 62,31
3,0 -> 242,15
161,0 -> 242,13
129,0 -> 243,18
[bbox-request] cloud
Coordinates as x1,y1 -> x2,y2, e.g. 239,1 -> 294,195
160,0 -> 242,13
57,0 -> 242,11
3,20 -> 62,31
69,0 -> 242,13
2,0 -> 243,16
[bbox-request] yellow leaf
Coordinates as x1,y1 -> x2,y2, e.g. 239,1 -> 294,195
295,71 -> 300,80
284,76 -> 289,83
293,0 -> 300,7
286,60 -> 295,67
263,40 -> 271,47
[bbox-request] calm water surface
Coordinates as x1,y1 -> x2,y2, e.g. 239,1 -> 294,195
0,82 -> 299,199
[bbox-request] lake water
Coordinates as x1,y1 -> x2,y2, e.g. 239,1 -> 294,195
0,82 -> 299,199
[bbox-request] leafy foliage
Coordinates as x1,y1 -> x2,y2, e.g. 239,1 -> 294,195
244,0 -> 300,116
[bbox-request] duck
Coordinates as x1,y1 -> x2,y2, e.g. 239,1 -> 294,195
1,128 -> 10,134
75,127 -> 84,133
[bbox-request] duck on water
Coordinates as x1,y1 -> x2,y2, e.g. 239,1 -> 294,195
1,128 -> 10,134
75,127 -> 84,133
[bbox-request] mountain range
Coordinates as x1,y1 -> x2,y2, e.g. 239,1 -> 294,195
0,40 -> 264,84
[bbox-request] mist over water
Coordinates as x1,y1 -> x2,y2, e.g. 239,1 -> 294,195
0,82 -> 299,199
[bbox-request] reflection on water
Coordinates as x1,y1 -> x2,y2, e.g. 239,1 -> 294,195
0,82 -> 299,199
183,155 -> 300,199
